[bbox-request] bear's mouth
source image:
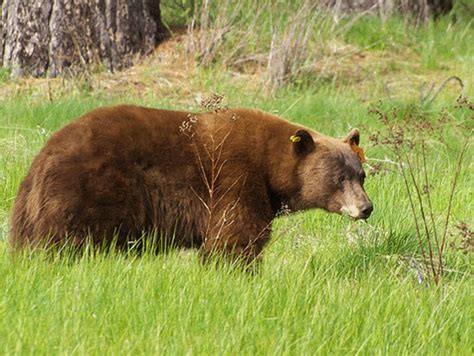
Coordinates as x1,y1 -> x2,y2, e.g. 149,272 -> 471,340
340,206 -> 369,220
341,205 -> 359,218
340,204 -> 373,220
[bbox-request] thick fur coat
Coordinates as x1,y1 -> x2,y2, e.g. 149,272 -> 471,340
10,105 -> 372,262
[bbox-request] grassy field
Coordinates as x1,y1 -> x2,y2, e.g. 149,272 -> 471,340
0,3 -> 473,354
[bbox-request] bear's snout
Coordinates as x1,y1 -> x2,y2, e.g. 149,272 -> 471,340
339,179 -> 373,220
359,201 -> 373,220
341,201 -> 373,220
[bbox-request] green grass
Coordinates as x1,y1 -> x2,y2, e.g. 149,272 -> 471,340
0,245 -> 472,354
0,67 -> 10,83
1,6 -> 473,355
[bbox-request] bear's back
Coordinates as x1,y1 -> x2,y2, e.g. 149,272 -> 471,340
10,105 -> 204,249
9,105 -> 300,251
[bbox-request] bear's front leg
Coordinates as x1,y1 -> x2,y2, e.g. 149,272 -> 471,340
202,204 -> 273,266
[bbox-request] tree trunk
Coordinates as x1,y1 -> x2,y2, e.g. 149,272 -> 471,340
323,0 -> 453,22
427,0 -> 454,18
1,0 -> 167,77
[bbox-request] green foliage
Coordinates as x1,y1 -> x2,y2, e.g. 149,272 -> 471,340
344,16 -> 409,51
344,13 -> 473,70
0,67 -> 10,83
451,0 -> 474,22
160,0 -> 197,28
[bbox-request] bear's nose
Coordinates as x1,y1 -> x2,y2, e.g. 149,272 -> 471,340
360,202 -> 373,219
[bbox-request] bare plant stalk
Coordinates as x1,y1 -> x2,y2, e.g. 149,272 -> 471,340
438,136 -> 470,276
404,150 -> 438,282
201,121 -> 235,243
421,141 -> 441,257
393,145 -> 430,274
371,99 -> 472,284
266,0 -> 319,92
381,117 -> 431,274
183,105 -> 244,253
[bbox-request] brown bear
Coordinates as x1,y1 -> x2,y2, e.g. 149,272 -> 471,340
10,105 -> 372,262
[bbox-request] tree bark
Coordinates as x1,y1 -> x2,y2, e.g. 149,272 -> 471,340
427,0 -> 454,18
1,0 -> 167,77
323,0 -> 454,22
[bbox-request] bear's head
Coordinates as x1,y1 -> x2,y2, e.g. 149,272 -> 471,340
289,128 -> 373,220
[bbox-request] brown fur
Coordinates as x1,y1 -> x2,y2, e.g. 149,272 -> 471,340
10,105 -> 372,262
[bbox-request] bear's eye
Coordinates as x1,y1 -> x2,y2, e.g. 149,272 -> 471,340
338,175 -> 348,185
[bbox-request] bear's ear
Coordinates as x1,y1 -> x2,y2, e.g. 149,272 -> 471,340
344,128 -> 366,163
290,129 -> 315,156
343,128 -> 360,146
